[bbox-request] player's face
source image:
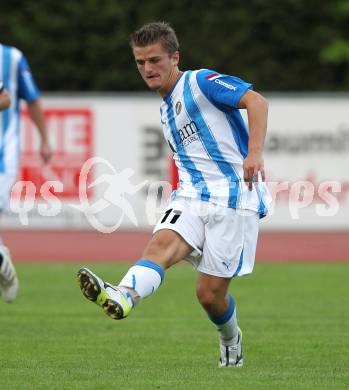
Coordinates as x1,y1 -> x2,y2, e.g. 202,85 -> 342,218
133,42 -> 179,96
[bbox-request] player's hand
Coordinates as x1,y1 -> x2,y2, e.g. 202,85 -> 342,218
40,141 -> 53,164
243,151 -> 265,191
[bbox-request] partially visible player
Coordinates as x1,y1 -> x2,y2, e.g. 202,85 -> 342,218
0,44 -> 52,303
77,22 -> 272,367
0,81 -> 10,110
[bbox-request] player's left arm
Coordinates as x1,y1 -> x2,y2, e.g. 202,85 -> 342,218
0,81 -> 11,111
239,89 -> 268,191
18,54 -> 52,164
26,98 -> 52,163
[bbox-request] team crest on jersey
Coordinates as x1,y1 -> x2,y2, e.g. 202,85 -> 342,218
175,101 -> 182,115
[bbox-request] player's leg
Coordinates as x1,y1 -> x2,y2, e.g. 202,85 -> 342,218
0,241 -> 18,303
0,174 -> 19,303
116,228 -> 193,304
195,208 -> 259,367
77,229 -> 192,319
196,273 -> 242,367
77,197 -> 203,320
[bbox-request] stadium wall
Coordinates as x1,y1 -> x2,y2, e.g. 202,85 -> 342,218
5,93 -> 349,231
1,93 -> 348,261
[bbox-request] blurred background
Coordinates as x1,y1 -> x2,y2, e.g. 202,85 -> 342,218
1,0 -> 348,262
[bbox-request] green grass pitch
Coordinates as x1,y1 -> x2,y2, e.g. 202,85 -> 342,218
0,262 -> 348,389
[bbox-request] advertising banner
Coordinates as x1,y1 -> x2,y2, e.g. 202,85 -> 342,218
3,94 -> 348,231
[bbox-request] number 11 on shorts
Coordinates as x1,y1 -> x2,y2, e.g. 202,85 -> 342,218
161,209 -> 182,224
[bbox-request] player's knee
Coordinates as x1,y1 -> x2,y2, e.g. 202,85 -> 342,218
196,288 -> 218,312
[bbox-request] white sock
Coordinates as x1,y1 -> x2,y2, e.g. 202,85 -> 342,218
209,294 -> 239,346
118,259 -> 164,300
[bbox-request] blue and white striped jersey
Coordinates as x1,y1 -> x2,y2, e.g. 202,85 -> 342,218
0,44 -> 40,174
160,69 -> 272,218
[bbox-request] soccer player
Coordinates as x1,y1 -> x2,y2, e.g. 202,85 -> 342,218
77,22 -> 272,367
0,44 -> 52,302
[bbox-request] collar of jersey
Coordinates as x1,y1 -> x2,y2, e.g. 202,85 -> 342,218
162,71 -> 185,102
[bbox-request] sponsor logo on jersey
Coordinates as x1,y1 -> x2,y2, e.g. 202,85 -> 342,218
205,73 -> 237,91
214,78 -> 237,91
178,120 -> 198,142
174,120 -> 200,148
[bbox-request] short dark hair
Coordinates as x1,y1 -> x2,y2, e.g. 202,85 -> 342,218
130,22 -> 179,55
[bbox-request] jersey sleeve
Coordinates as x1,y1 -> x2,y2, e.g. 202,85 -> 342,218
17,55 -> 40,101
196,69 -> 253,111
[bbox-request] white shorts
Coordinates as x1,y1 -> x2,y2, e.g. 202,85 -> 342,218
0,173 -> 16,210
153,197 -> 259,278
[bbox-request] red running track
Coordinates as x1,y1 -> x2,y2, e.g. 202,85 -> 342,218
0,230 -> 348,262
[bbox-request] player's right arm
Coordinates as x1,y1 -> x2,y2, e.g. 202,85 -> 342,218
0,81 -> 11,111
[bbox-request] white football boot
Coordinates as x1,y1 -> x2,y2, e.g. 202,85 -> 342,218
77,267 -> 133,320
219,327 -> 243,367
0,246 -> 19,303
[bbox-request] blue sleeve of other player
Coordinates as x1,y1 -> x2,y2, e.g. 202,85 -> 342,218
196,69 -> 253,111
17,55 -> 40,102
